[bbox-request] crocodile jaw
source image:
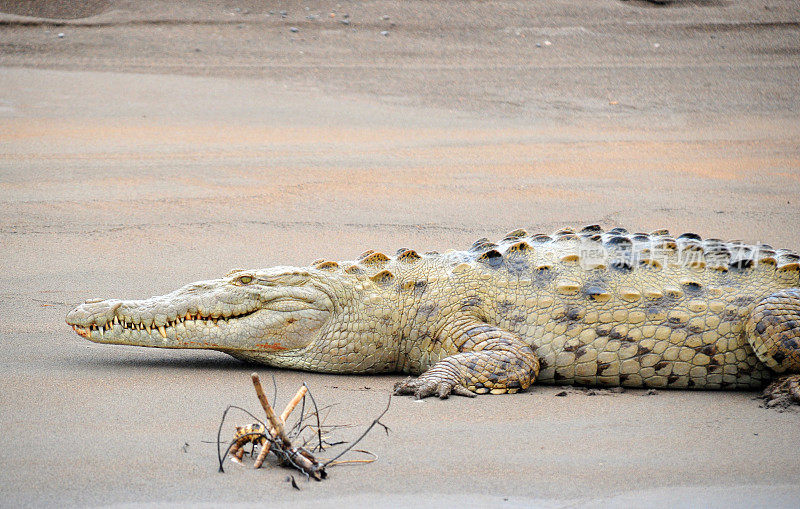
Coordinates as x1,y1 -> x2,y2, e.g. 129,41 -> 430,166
65,269 -> 334,352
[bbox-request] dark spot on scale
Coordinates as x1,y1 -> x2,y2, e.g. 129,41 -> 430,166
418,304 -> 437,318
584,286 -> 607,301
637,345 -> 651,356
604,236 -> 633,249
733,295 -> 754,306
563,343 -> 579,353
414,281 -> 428,294
609,329 -> 623,340
539,358 -> 549,369
682,282 -> 703,296
619,374 -> 630,384
773,350 -> 786,365
498,300 -> 514,314
611,259 -> 633,272
647,305 -> 664,316
596,325 -> 613,337
397,249 -> 421,262
654,361 -> 668,371
477,249 -> 504,268
510,314 -> 526,325
688,324 -> 704,334
597,362 -> 611,374
755,320 -> 767,335
687,379 -> 695,387
553,371 -> 566,381
701,345 -> 717,356
729,258 -> 754,270
668,317 -> 686,329
668,375 -> 680,385
709,364 -> 722,373
461,297 -> 482,310
566,308 -> 583,321
574,346 -> 587,357
286,318 -> 297,324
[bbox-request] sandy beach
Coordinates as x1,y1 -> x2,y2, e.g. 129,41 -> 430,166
1,1 -> 799,506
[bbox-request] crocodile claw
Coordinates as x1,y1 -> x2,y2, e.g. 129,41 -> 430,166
393,376 -> 476,399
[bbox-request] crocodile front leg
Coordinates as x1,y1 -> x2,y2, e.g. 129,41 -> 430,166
394,319 -> 540,399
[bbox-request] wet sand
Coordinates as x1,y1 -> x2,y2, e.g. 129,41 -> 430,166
1,1 -> 799,506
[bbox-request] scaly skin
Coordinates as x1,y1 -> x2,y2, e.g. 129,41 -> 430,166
66,226 -> 800,400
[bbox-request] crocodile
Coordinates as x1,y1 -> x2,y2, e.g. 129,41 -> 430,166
66,225 -> 800,401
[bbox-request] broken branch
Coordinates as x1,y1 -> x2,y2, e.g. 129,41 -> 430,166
251,373 -> 289,445
254,384 -> 308,469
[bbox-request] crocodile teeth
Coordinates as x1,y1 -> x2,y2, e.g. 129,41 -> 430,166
114,316 -> 119,325
185,312 -> 191,320
158,325 -> 167,338
145,325 -> 151,334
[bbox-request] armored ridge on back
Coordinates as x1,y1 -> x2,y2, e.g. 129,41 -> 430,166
67,225 -> 800,401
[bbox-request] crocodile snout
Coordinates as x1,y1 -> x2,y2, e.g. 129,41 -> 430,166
66,299 -> 122,328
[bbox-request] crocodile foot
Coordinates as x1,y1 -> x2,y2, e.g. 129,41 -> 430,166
394,320 -> 539,400
394,376 -> 476,400
761,375 -> 800,408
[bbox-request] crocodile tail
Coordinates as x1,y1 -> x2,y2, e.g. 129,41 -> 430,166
746,289 -> 800,373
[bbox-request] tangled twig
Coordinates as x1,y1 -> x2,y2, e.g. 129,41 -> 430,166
216,373 -> 392,482
321,395 -> 391,468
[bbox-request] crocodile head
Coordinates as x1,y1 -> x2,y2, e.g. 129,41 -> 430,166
65,267 -> 340,354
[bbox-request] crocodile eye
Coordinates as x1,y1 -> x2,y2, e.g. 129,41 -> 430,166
237,275 -> 253,285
